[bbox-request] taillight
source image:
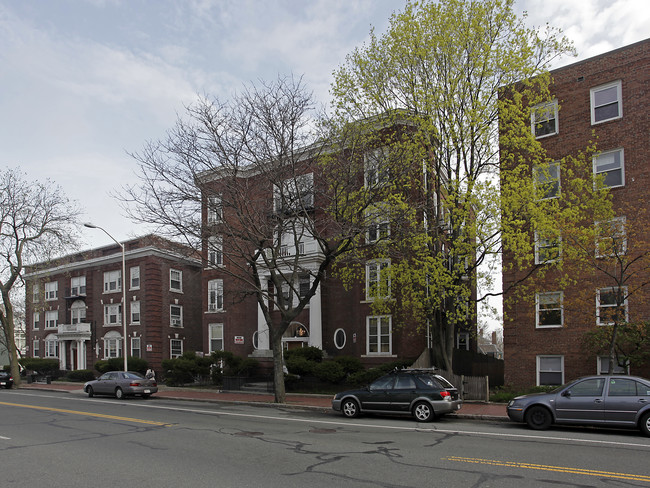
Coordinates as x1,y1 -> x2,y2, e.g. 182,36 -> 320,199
151,382 -> 157,387
440,390 -> 451,400
130,382 -> 141,387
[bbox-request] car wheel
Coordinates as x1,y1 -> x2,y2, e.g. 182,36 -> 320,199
413,401 -> 434,422
87,386 -> 94,398
639,411 -> 650,437
115,387 -> 124,400
525,405 -> 552,430
142,394 -> 151,399
341,398 -> 360,418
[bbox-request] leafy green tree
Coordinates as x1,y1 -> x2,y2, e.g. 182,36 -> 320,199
329,0 -> 574,371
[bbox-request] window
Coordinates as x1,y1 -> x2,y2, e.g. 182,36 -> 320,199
534,231 -> 561,264
207,194 -> 223,224
366,204 -> 391,243
70,300 -> 86,325
533,161 -> 560,199
591,80 -> 622,124
130,266 -> 140,290
607,378 -> 645,396
531,100 -> 558,138
598,356 -> 629,375
568,378 -> 605,396
131,301 -> 141,324
594,149 -> 624,188
537,355 -> 564,386
104,303 -> 122,326
274,173 -> 314,215
45,281 -> 58,301
366,260 -> 390,300
32,284 -> 40,303
367,315 -> 392,355
131,337 -> 141,358
596,217 -> 626,257
103,270 -> 122,293
33,312 -> 40,330
103,331 -> 122,359
298,274 -> 310,300
170,269 -> 182,292
457,332 -> 469,350
209,323 -> 224,353
32,339 -> 40,358
597,287 -> 628,325
208,236 -> 223,267
170,339 -> 183,358
170,304 -> 183,327
70,276 -> 86,296
208,279 -> 224,312
45,310 -> 58,329
334,328 -> 346,349
536,292 -> 563,328
364,147 -> 390,187
45,334 -> 59,358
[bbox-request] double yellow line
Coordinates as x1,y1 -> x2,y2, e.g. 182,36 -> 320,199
446,456 -> 650,483
0,401 -> 170,426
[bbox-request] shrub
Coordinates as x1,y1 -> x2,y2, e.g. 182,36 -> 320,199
19,358 -> 60,374
211,351 -> 259,378
93,357 -> 149,374
285,356 -> 316,376
333,356 -> 363,375
313,361 -> 346,384
65,369 -> 96,382
284,346 -> 323,363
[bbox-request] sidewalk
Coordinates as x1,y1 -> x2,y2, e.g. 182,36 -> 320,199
18,381 -> 509,421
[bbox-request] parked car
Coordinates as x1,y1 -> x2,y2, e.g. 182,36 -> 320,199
0,371 -> 13,389
507,375 -> 650,436
332,368 -> 462,422
84,371 -> 158,399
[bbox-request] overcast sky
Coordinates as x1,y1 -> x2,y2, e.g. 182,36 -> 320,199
1,0 -> 649,252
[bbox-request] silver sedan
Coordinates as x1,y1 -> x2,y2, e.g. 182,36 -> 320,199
84,371 -> 158,399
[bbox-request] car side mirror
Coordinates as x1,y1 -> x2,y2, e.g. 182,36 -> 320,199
562,390 -> 571,397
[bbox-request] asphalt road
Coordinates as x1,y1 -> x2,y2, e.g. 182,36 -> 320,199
2,389 -> 650,487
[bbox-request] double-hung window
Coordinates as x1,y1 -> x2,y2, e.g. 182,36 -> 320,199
536,292 -> 563,328
531,100 -> 558,138
595,216 -> 627,257
597,287 -> 628,325
366,204 -> 391,243
208,236 -> 223,267
208,279 -> 224,312
364,147 -> 390,188
170,339 -> 183,358
537,355 -> 564,386
207,194 -> 223,224
33,312 -> 40,330
104,303 -> 122,326
591,80 -> 622,124
103,270 -> 121,293
45,334 -> 59,358
45,310 -> 58,329
170,304 -> 183,327
130,266 -> 140,289
170,269 -> 182,292
209,323 -> 224,353
45,281 -> 58,301
594,149 -> 624,188
534,231 -> 561,264
533,161 -> 560,199
131,301 -> 141,324
70,276 -> 86,296
274,173 -> 314,215
367,315 -> 392,355
366,260 -> 390,300
131,337 -> 141,358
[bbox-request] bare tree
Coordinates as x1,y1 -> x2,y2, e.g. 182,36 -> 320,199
0,168 -> 81,386
121,76 -> 395,402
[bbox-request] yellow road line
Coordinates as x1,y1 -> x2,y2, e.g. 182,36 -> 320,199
445,456 -> 650,483
0,401 -> 170,427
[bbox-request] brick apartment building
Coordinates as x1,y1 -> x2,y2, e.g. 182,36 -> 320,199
25,235 -> 202,375
198,125 -> 477,372
502,39 -> 650,387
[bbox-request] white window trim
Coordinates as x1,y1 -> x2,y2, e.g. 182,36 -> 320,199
596,287 -> 628,326
208,279 -> 224,312
536,355 -> 564,386
364,147 -> 390,188
103,303 -> 122,326
103,331 -> 122,359
170,339 -> 183,358
534,231 -> 561,264
45,281 -> 58,301
130,266 -> 140,290
130,300 -> 141,325
45,310 -> 58,329
456,332 -> 469,350
207,194 -> 223,224
593,148 -> 625,189
170,304 -> 183,327
595,216 -> 627,258
70,276 -> 86,296
170,269 -> 183,292
366,315 -> 392,356
33,312 -> 40,330
597,356 -> 630,375
590,80 -> 622,125
208,235 -> 224,268
365,259 -> 391,301
103,270 -> 122,294
531,99 -> 558,139
131,337 -> 141,358
536,291 -> 564,328
209,323 -> 224,354
334,328 -> 347,350
533,161 -> 561,200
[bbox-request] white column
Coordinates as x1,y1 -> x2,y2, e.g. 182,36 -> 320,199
59,340 -> 67,370
257,302 -> 270,350
77,340 -> 86,370
308,283 -> 323,348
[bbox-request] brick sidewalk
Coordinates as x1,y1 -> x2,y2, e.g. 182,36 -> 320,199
18,381 -> 508,420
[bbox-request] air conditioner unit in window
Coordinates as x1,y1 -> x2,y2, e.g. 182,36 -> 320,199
171,318 -> 182,326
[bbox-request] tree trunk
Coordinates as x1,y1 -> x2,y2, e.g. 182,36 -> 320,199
271,331 -> 286,403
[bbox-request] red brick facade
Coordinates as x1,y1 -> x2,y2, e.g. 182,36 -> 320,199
503,39 -> 650,387
25,235 -> 202,376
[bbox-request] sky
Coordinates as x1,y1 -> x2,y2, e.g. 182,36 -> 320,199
1,0 -> 649,315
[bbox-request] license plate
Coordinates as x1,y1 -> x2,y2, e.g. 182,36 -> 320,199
144,389 -> 151,394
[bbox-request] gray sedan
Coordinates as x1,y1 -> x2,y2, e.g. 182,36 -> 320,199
84,371 -> 158,399
507,375 -> 650,436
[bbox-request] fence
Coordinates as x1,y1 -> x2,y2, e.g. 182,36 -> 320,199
435,369 -> 489,401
